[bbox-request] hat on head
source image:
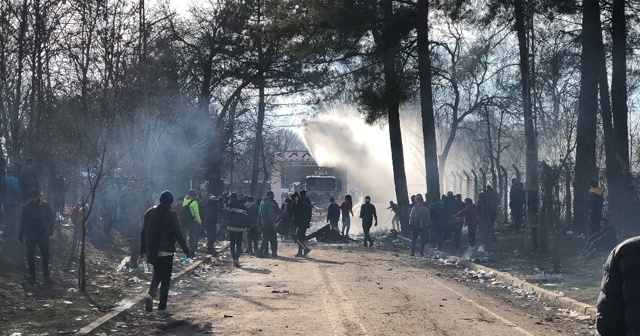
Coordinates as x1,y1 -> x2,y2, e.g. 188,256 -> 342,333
188,189 -> 197,197
160,190 -> 174,205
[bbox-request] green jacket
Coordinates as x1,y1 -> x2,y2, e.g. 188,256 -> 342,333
183,196 -> 202,224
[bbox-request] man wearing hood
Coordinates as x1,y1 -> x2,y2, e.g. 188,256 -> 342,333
588,180 -> 605,236
141,190 -> 190,314
360,196 -> 378,247
19,189 -> 55,284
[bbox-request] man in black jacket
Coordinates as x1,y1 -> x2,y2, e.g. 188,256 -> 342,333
141,190 -> 190,314
293,190 -> 312,257
327,197 -> 340,231
360,196 -> 377,247
429,196 -> 447,250
596,236 -> 640,335
19,189 -> 55,284
225,193 -> 249,267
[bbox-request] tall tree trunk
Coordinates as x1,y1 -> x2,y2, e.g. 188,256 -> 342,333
515,0 -> 542,252
574,0 -> 600,234
251,74 -> 266,196
10,0 -> 29,162
417,0 -> 441,200
382,0 -> 410,232
611,0 -> 634,233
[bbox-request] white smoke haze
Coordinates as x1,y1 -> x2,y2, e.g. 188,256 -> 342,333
300,107 -> 430,206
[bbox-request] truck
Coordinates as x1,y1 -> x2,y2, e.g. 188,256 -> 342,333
302,174 -> 342,207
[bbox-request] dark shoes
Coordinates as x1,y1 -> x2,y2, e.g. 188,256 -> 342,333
304,248 -> 311,257
233,259 -> 241,268
145,295 -> 153,312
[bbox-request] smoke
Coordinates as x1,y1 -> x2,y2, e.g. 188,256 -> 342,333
300,107 -> 426,205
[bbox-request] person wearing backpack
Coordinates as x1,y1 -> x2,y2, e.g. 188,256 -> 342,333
225,193 -> 249,267
180,189 -> 202,256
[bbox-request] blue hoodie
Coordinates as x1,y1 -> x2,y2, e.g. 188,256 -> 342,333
5,173 -> 20,205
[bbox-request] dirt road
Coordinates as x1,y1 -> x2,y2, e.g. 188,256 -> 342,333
97,242 -> 595,335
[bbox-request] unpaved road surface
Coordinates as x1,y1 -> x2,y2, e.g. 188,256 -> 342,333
97,242 -> 595,335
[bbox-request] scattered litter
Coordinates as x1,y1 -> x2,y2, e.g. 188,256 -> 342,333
271,290 -> 290,294
477,245 -> 485,253
199,276 -> 208,281
566,230 -> 574,235
10,333 -> 22,336
26,292 -> 33,296
571,287 -> 580,291
63,301 -> 73,306
67,288 -> 78,293
116,257 -> 130,272
542,283 -> 558,287
180,258 -> 193,264
491,281 -> 504,286
387,268 -> 393,271
168,291 -> 180,296
43,304 -> 52,307
224,314 -> 233,318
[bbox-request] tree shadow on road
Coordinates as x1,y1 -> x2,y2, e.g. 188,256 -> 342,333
304,257 -> 345,265
240,267 -> 272,274
156,318 -> 215,335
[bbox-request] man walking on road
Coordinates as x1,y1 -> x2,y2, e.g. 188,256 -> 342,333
409,194 -> 429,256
225,193 -> 249,267
429,196 -> 447,250
340,195 -> 354,237
19,189 -> 55,284
360,196 -> 377,247
141,190 -> 191,314
293,190 -> 312,257
596,236 -> 640,335
259,191 -> 278,257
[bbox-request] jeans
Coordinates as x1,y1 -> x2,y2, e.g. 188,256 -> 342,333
26,235 -> 50,279
205,222 -> 217,252
229,231 -> 243,260
341,217 -> 351,236
294,226 -> 309,255
149,255 -> 173,310
411,226 -> 427,255
184,223 -> 200,254
468,224 -> 477,247
430,222 -> 443,249
329,219 -> 339,230
248,226 -> 261,253
260,223 -> 278,256
363,221 -> 373,245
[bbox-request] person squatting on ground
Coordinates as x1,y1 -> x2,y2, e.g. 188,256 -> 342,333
340,195 -> 354,237
259,191 -> 279,258
360,196 -> 378,247
225,193 -> 249,268
327,197 -> 340,231
588,180 -> 605,237
202,196 -> 219,255
448,194 -> 465,247
19,189 -> 55,284
293,190 -> 312,257
244,196 -> 261,254
141,190 -> 191,314
454,198 -> 479,248
4,166 -> 21,241
409,194 -> 429,256
596,236 -> 640,335
585,218 -> 618,259
387,201 -> 401,232
180,189 -> 202,256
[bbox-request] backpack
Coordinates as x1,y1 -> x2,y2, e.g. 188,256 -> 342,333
179,200 -> 196,227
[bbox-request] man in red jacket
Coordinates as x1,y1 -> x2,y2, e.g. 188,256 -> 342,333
455,198 -> 479,247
